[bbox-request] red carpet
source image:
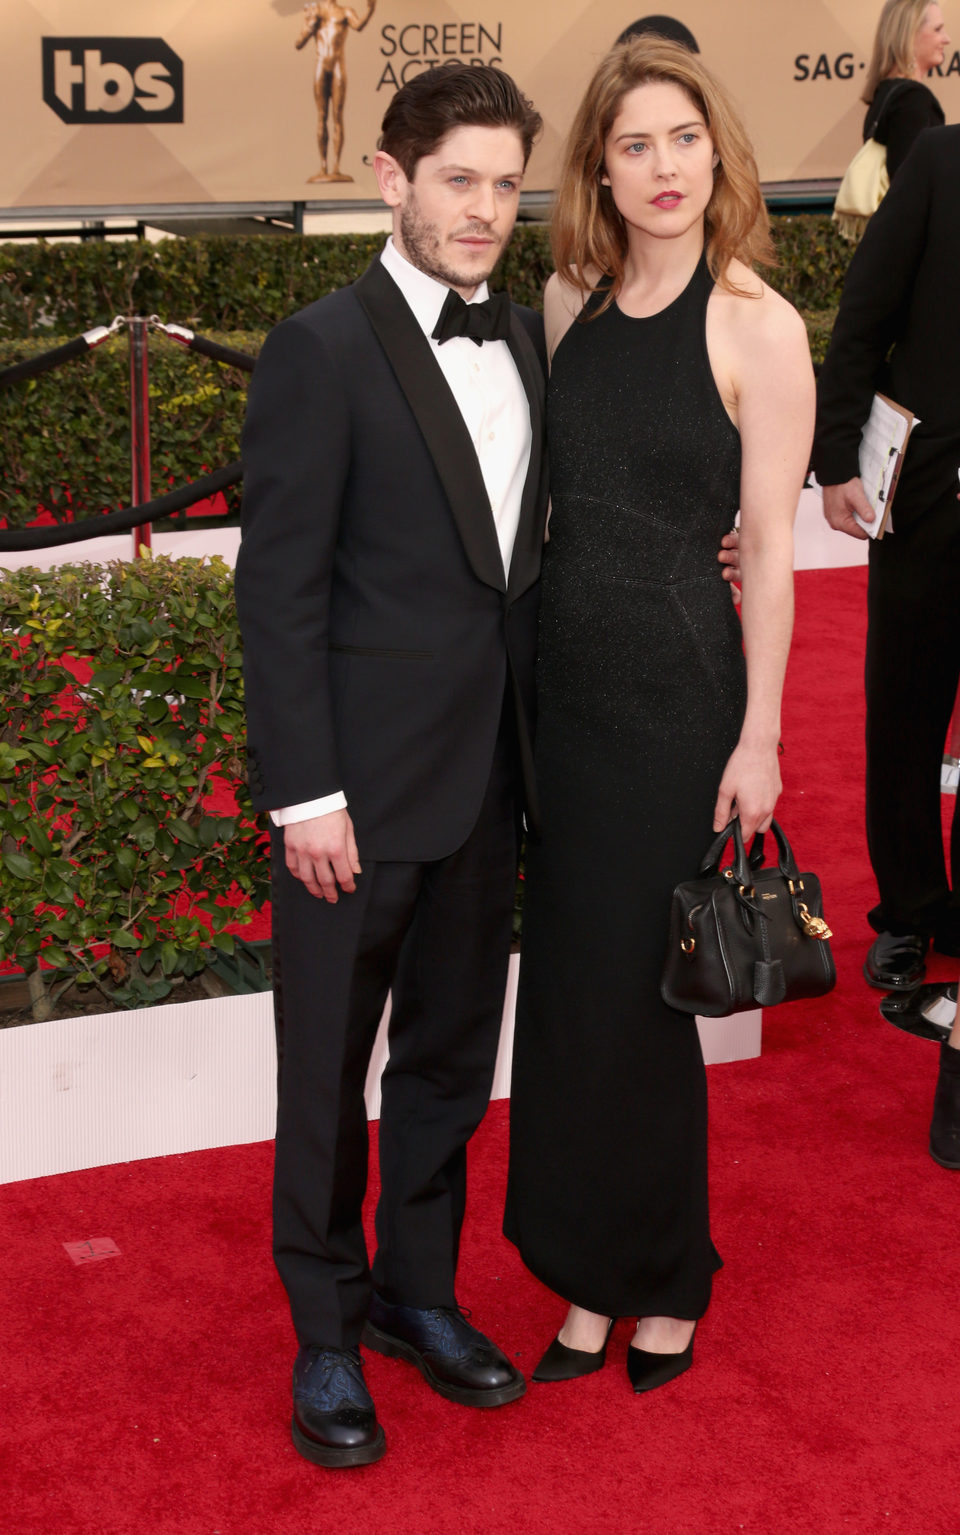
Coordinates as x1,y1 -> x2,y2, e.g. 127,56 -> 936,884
4,566 -> 960,1534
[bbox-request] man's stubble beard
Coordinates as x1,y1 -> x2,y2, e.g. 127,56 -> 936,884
399,191 -> 500,292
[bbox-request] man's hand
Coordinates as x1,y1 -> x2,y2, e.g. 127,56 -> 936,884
822,477 -> 873,540
718,527 -> 742,606
284,809 -> 361,902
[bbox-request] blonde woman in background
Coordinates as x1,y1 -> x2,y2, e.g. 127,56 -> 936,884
862,0 -> 950,180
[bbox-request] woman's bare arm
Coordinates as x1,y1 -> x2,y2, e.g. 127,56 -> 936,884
708,280 -> 815,840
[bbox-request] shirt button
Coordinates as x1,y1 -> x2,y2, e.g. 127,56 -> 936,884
488,431 -> 495,441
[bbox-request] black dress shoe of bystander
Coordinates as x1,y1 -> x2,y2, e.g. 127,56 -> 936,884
291,1345 -> 386,1468
880,982 -> 958,1043
864,931 -> 927,991
930,1041 -> 960,1170
363,1295 -> 525,1406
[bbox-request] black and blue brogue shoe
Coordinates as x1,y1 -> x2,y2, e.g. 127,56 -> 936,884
362,1295 -> 525,1407
291,1345 -> 386,1468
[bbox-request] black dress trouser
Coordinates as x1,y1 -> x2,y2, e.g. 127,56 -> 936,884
269,722 -> 519,1350
866,487 -> 960,940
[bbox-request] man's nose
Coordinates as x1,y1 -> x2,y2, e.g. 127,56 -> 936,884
466,181 -> 497,224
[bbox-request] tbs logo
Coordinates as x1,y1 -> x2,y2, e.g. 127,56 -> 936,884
42,38 -> 184,124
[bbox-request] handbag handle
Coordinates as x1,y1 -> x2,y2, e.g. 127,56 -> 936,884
698,818 -> 802,885
699,818 -> 766,885
750,820 -> 802,884
699,818 -> 829,939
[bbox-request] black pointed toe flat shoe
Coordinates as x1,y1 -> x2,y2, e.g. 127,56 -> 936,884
532,1319 -> 615,1383
626,1325 -> 696,1394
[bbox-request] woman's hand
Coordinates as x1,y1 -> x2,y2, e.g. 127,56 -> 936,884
712,740 -> 782,842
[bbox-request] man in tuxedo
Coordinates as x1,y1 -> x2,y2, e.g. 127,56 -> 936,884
235,64 -> 546,1467
813,126 -> 960,992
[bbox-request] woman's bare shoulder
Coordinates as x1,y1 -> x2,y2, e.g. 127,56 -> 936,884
713,262 -> 809,353
544,266 -> 597,360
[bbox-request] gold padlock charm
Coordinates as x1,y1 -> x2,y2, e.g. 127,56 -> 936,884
797,902 -> 832,941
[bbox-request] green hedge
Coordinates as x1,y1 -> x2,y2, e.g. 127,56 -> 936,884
0,332 -> 254,528
0,555 -> 269,1017
0,229 -> 555,341
763,215 -> 852,312
0,221 -> 845,528
0,217 -> 848,340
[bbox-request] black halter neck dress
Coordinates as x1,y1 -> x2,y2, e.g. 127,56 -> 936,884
505,254 -> 747,1319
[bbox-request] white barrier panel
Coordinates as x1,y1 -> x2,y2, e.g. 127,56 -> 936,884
0,990 -> 278,1184
0,952 -> 759,1184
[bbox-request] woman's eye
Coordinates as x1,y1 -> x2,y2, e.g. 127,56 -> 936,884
678,133 -> 698,145
626,142 -> 646,154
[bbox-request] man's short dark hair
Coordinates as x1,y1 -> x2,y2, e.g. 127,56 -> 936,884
378,64 -> 542,179
617,14 -> 700,51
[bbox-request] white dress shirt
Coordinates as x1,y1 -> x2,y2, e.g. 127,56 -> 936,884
270,237 -> 533,828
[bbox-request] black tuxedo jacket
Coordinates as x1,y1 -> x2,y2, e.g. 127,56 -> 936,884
813,126 -> 960,530
235,257 -> 548,862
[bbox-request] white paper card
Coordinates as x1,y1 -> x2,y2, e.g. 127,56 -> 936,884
857,395 -> 920,538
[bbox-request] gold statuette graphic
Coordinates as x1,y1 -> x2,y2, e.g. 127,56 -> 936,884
295,0 -> 376,183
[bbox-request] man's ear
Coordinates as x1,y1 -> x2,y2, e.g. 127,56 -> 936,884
374,150 -> 407,208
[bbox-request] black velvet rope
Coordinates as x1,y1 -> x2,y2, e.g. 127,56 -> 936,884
177,333 -> 257,372
0,335 -> 92,389
0,461 -> 242,551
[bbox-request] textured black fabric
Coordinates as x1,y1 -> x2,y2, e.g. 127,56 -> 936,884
505,256 -> 745,1318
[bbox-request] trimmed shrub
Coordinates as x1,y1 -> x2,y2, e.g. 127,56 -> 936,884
0,555 -> 269,1017
0,217 -> 848,339
1,332 -> 255,529
765,217 -> 852,312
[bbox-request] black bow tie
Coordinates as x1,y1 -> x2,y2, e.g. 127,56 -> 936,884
431,288 -> 511,347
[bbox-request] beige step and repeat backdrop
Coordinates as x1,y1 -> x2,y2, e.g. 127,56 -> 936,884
3,1 -> 959,209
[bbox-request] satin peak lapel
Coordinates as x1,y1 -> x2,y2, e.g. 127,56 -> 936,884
354,261 -> 506,594
505,312 -> 547,602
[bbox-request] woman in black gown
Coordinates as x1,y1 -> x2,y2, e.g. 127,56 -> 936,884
504,38 -> 814,1392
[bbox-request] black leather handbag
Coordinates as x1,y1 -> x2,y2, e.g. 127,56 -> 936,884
661,818 -> 836,1017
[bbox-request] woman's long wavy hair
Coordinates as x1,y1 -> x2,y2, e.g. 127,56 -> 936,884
552,37 -> 774,306
863,0 -> 930,102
